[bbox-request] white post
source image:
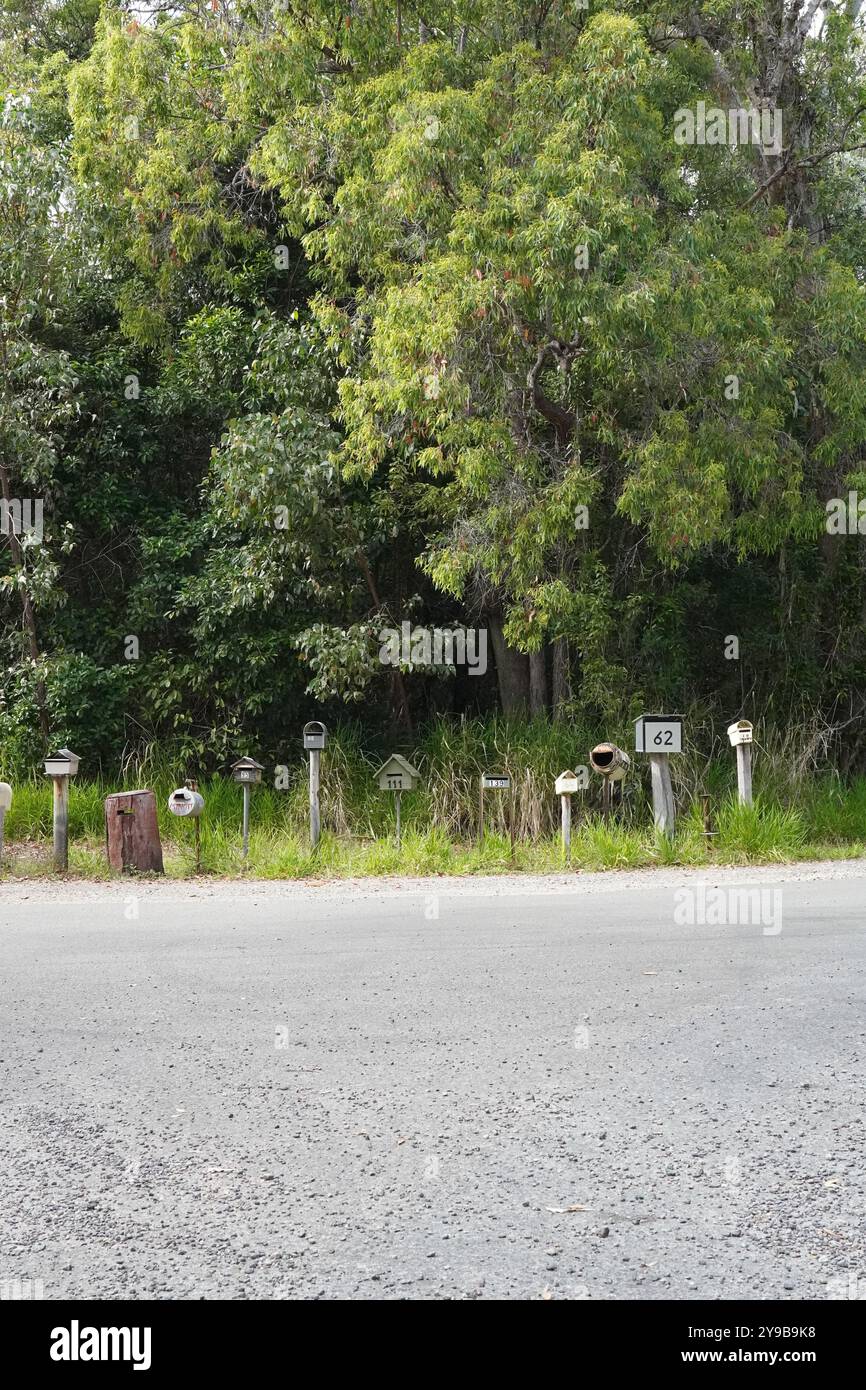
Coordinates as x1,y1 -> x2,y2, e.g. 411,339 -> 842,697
394,790 -> 402,850
560,792 -> 572,862
648,753 -> 675,835
736,742 -> 753,806
0,807 -> 5,868
309,748 -> 321,849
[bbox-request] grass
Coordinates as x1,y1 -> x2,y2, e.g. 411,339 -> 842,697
1,714 -> 863,879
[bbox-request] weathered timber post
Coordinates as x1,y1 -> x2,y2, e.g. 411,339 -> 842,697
634,716 -> 682,836
727,720 -> 754,806
44,749 -> 80,873
303,722 -> 327,849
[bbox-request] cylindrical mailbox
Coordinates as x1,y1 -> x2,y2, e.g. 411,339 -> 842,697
0,782 -> 12,812
168,788 -> 205,818
589,743 -> 630,782
105,790 -> 164,874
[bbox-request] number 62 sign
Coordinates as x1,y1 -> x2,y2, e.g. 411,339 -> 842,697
634,714 -> 683,755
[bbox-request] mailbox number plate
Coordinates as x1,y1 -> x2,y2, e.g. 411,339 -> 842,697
481,775 -> 510,790
387,775 -> 407,790
641,719 -> 682,754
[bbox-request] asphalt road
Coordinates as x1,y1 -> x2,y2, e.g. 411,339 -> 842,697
1,865 -> 864,1301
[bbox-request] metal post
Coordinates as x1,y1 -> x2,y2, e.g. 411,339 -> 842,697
735,742 -> 753,806
509,781 -> 516,861
602,778 -> 611,821
309,748 -> 321,849
242,782 -> 251,859
648,753 -> 675,835
53,775 -> 69,873
561,792 -> 572,863
0,807 -> 5,869
394,789 -> 402,850
185,779 -> 201,872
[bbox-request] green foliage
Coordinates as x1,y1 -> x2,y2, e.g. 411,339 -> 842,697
2,1 -> 866,784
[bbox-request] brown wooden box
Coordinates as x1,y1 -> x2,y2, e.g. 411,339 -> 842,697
105,790 -> 164,874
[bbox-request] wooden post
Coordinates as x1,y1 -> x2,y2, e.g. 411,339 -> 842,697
309,748 -> 321,849
648,753 -> 675,835
394,789 -> 402,850
0,807 -> 5,868
240,783 -> 250,856
53,775 -> 69,872
509,781 -> 516,860
602,778 -> 611,821
561,792 -> 572,863
735,742 -> 753,806
478,779 -> 485,844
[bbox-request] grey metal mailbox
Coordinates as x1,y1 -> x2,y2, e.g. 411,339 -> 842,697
231,756 -> 264,784
376,754 -> 421,792
303,721 -> 328,751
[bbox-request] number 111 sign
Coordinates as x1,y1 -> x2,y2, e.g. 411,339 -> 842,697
634,714 -> 683,754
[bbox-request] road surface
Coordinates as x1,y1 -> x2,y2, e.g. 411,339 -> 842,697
1,863 -> 864,1300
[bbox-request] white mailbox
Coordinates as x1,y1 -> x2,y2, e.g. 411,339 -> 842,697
0,782 -> 12,812
555,769 -> 584,795
44,748 -> 81,777
727,719 -> 753,747
376,754 -> 421,792
634,715 -> 683,754
168,787 -> 204,818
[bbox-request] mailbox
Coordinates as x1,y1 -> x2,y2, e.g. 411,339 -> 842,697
168,787 -> 204,818
727,719 -> 753,747
303,721 -> 328,751
634,715 -> 683,754
481,772 -> 510,791
555,770 -> 581,795
231,756 -> 264,784
589,743 -> 630,781
0,782 -> 11,812
44,748 -> 81,777
376,754 -> 421,792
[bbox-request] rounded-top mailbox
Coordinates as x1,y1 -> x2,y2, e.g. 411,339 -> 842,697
0,781 -> 12,811
303,721 -> 327,751
589,743 -> 630,782
231,756 -> 264,784
727,719 -> 753,747
168,787 -> 204,818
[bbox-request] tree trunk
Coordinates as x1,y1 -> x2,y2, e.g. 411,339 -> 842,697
487,612 -> 529,715
0,461 -> 49,740
552,638 -> 571,721
529,647 -> 547,717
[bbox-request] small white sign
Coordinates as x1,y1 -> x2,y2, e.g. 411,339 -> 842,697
635,716 -> 682,754
481,773 -> 510,790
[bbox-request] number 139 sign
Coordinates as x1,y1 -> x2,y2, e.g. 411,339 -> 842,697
634,715 -> 683,754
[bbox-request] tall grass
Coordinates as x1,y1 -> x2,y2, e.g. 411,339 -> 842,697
1,712 -> 863,878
